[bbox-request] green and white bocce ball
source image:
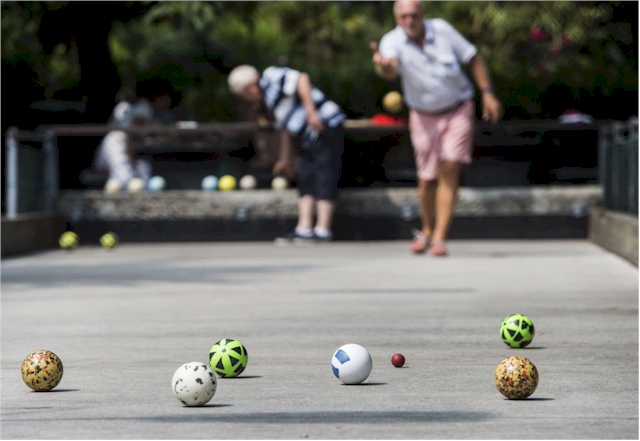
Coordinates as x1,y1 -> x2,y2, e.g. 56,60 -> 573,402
208,338 -> 248,378
500,313 -> 535,348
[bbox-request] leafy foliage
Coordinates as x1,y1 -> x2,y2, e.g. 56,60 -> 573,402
2,1 -> 637,123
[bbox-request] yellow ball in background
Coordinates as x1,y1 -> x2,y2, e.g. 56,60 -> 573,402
382,91 -> 404,114
59,231 -> 79,250
218,175 -> 237,191
100,232 -> 120,250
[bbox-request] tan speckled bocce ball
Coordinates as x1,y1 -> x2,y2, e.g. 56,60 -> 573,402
494,355 -> 538,399
21,350 -> 64,391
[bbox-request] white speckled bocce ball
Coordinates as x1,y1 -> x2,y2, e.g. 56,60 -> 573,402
21,350 -> 64,391
171,362 -> 217,407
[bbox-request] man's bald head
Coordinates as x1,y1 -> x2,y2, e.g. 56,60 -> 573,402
393,0 -> 425,40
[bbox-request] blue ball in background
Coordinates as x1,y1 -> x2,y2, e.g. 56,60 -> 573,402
202,175 -> 218,191
147,176 -> 166,192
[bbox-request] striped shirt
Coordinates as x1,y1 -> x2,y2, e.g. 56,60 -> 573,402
259,66 -> 345,141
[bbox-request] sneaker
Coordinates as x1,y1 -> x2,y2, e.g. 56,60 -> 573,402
274,232 -> 313,246
429,240 -> 448,257
410,228 -> 431,254
312,233 -> 333,243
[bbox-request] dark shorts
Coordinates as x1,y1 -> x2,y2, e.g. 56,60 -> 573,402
296,125 -> 344,201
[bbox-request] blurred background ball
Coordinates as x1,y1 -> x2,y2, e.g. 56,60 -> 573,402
147,175 -> 166,192
382,91 -> 404,114
21,350 -> 64,391
209,338 -> 248,378
127,177 -> 145,194
218,175 -> 237,191
239,174 -> 257,190
201,175 -> 218,191
59,231 -> 79,250
331,343 -> 372,385
100,232 -> 119,250
104,178 -> 122,194
171,362 -> 217,407
500,313 -> 535,348
495,355 -> 539,399
271,176 -> 289,190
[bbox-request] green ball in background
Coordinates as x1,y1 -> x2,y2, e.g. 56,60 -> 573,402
59,231 -> 79,250
208,338 -> 248,378
500,313 -> 535,348
100,232 -> 119,250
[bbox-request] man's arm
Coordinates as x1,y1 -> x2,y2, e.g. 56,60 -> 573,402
272,130 -> 295,179
296,72 -> 324,132
370,41 -> 399,81
468,54 -> 503,124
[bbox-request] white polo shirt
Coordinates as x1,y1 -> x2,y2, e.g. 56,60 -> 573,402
379,18 -> 477,113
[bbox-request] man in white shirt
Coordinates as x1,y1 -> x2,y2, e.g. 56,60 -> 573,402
372,0 -> 502,256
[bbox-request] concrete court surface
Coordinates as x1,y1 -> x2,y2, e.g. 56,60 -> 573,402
1,239 -> 638,439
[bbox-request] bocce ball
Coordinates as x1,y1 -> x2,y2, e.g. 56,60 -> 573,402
391,353 -> 405,368
239,174 -> 257,190
201,175 -> 218,191
495,355 -> 539,400
127,177 -> 145,194
59,231 -> 79,250
147,175 -> 166,192
104,178 -> 122,194
500,313 -> 535,348
271,176 -> 289,190
21,350 -> 64,391
171,362 -> 217,407
331,343 -> 372,385
218,175 -> 237,191
100,232 -> 119,250
209,338 -> 248,378
382,91 -> 404,114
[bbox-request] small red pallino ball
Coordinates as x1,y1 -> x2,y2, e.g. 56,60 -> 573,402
391,353 -> 405,367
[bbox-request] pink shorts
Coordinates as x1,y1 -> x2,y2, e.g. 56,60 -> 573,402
408,100 -> 474,181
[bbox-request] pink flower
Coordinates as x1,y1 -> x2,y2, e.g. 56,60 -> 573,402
529,27 -> 545,41
548,45 -> 561,57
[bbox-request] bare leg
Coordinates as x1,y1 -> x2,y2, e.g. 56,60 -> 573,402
432,160 -> 461,242
315,200 -> 335,231
417,178 -> 437,238
297,195 -> 316,230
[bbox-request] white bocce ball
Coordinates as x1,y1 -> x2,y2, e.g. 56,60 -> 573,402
147,175 -> 166,192
239,174 -> 257,190
331,343 -> 373,385
271,176 -> 289,190
127,177 -> 146,194
171,362 -> 217,407
104,178 -> 122,194
201,175 -> 218,191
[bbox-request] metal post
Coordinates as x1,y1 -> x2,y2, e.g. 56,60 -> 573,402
43,130 -> 58,213
598,125 -> 609,208
629,119 -> 639,215
5,127 -> 18,219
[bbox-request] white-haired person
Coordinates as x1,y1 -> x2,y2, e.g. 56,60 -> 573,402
228,64 -> 346,243
94,99 -> 154,192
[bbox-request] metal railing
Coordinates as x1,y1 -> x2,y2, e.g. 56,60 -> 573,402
598,117 -> 639,216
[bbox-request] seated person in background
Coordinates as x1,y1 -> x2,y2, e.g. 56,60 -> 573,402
94,100 -> 154,192
107,86 -> 137,128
